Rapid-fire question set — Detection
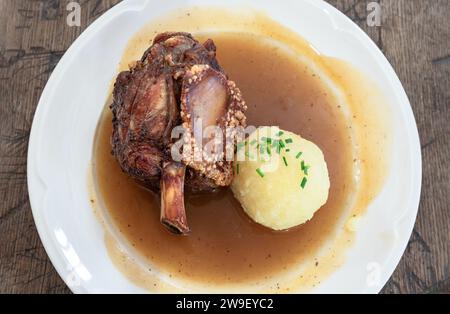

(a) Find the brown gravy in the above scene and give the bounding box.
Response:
[93,32,356,285]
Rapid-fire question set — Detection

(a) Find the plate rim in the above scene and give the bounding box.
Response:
[27,0,422,294]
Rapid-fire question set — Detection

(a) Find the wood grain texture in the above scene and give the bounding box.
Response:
[0,0,448,294]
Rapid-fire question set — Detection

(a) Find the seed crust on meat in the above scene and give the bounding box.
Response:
[111,32,247,234]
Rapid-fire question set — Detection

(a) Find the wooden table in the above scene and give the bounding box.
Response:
[0,0,448,294]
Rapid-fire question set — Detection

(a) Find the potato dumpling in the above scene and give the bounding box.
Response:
[231,126,330,230]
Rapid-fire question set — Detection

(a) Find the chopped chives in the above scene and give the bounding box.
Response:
[296,152,303,159]
[237,142,245,151]
[262,137,272,144]
[236,163,240,174]
[256,168,265,178]
[285,138,293,144]
[266,145,271,155]
[286,149,290,152]
[301,160,310,175]
[300,177,308,189]
[250,139,257,146]
[259,144,266,154]
[304,165,310,175]
[283,156,288,166]
[271,139,284,153]
[276,131,284,136]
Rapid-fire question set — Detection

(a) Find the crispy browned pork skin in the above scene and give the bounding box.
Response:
[111,32,247,235]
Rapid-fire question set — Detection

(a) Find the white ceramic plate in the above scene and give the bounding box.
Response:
[27,0,421,293]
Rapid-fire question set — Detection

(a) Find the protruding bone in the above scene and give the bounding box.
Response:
[160,162,190,235]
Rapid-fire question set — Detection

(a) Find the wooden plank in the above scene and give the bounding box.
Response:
[376,0,450,294]
[0,0,448,293]
[0,0,121,294]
